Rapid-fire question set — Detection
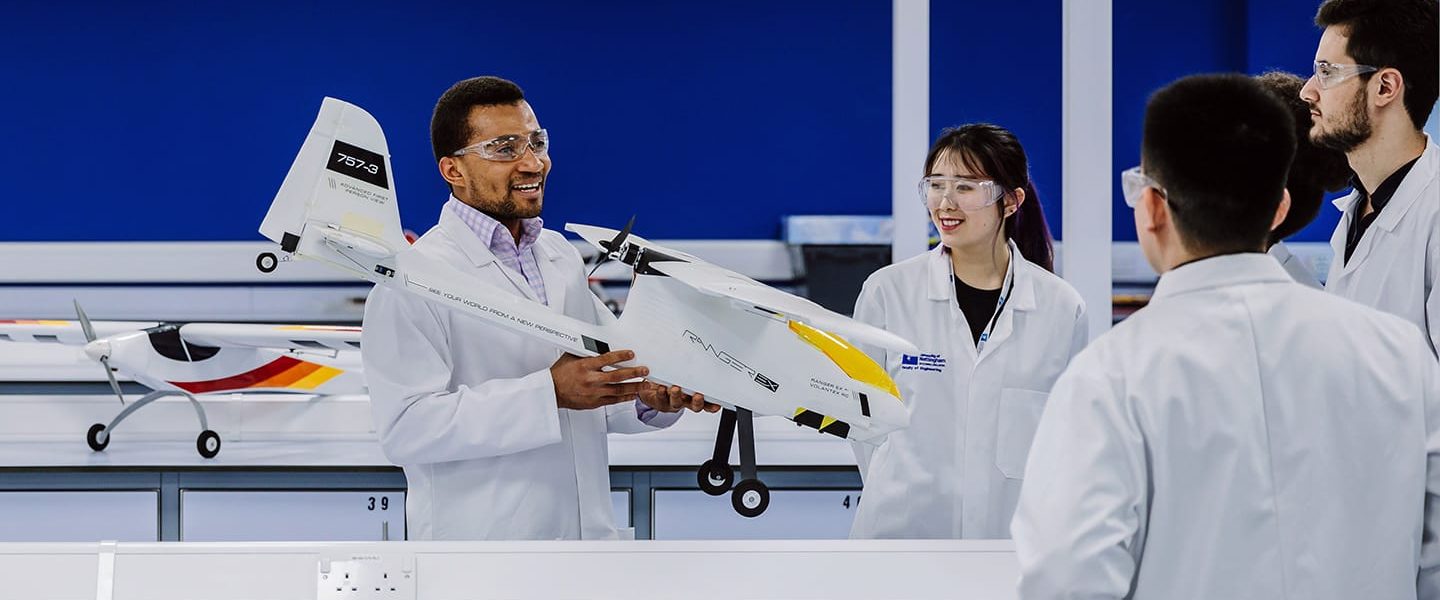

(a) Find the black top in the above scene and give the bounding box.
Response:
[1344,156,1421,264]
[954,276,1003,345]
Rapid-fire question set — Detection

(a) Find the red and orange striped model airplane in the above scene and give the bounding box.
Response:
[0,303,364,458]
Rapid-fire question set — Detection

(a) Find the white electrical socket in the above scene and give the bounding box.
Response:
[317,552,416,599]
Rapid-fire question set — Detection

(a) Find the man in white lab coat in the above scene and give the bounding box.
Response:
[1012,74,1440,599]
[363,76,712,540]
[1300,0,1439,353]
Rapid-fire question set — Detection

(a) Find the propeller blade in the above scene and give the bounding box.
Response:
[100,357,126,405]
[610,215,636,255]
[73,299,97,343]
[75,300,125,405]
[588,215,637,277]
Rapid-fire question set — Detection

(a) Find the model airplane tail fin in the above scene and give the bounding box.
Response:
[260,98,408,280]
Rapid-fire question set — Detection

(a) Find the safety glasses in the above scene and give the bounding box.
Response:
[452,129,550,162]
[1311,60,1378,90]
[918,176,1005,211]
[1121,166,1166,208]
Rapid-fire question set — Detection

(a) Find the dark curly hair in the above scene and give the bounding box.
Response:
[1255,71,1353,244]
[430,76,526,162]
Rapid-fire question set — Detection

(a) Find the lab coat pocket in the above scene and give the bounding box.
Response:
[996,388,1048,479]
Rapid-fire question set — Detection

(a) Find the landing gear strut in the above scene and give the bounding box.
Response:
[696,407,770,517]
[85,390,221,459]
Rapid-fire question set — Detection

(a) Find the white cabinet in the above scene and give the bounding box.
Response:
[652,489,859,539]
[180,491,404,541]
[0,491,158,541]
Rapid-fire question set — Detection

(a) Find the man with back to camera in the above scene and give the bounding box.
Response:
[362,76,716,540]
[1301,0,1439,353]
[1011,74,1440,599]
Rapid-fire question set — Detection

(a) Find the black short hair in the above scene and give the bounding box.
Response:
[1142,74,1296,254]
[1316,0,1439,131]
[430,76,526,162]
[1254,71,1353,243]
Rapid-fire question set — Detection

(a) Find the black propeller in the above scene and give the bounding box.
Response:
[74,300,126,405]
[588,215,636,277]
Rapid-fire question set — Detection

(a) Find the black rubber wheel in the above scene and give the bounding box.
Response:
[87,423,110,452]
[197,430,221,459]
[697,459,734,496]
[255,252,278,273]
[731,479,770,518]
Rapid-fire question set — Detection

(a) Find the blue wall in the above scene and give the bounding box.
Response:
[2,1,1357,243]
[0,1,891,241]
[1112,0,1349,243]
[930,0,1064,239]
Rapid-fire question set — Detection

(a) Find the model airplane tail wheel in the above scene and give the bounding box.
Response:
[197,430,221,459]
[255,252,278,273]
[86,423,110,452]
[698,459,734,496]
[732,480,770,518]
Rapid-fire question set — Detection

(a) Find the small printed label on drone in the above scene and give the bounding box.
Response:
[327,140,389,190]
[809,378,848,397]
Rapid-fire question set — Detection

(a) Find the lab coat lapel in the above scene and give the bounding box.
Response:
[439,209,542,303]
[924,245,982,362]
[1331,138,1439,280]
[976,242,1035,362]
[1328,191,1361,281]
[533,236,569,311]
[925,244,952,301]
[1372,140,1437,234]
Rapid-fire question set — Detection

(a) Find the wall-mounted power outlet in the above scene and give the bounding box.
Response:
[317,552,416,599]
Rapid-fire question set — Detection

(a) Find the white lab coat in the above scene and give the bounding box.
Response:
[1013,253,1440,600]
[362,207,674,541]
[848,241,1087,539]
[1326,136,1440,354]
[1267,241,1322,289]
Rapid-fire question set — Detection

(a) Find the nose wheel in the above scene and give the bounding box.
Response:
[86,423,110,452]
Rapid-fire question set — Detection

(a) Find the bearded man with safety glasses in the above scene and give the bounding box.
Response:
[1300,0,1440,355]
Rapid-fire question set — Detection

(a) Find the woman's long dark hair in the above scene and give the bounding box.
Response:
[923,124,1054,272]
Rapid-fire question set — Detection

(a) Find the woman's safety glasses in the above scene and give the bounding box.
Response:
[1311,60,1377,90]
[918,176,1004,211]
[452,129,550,162]
[1120,166,1166,208]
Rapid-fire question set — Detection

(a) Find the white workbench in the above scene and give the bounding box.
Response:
[0,539,1018,600]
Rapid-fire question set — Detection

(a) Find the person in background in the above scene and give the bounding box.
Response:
[1255,70,1352,288]
[1301,0,1439,352]
[1012,73,1440,600]
[848,123,1087,539]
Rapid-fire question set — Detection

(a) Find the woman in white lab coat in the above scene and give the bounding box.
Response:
[849,124,1087,539]
[1255,71,1352,288]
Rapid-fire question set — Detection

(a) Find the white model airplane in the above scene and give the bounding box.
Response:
[257,98,916,516]
[0,303,364,458]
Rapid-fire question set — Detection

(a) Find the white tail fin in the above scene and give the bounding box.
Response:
[259,97,615,360]
[260,98,408,280]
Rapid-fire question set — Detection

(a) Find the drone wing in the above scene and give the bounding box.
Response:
[646,261,918,354]
[178,323,362,353]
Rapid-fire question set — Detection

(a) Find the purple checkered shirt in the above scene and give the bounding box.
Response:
[447,197,549,306]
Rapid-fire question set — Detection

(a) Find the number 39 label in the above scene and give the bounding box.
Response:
[327,140,390,190]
